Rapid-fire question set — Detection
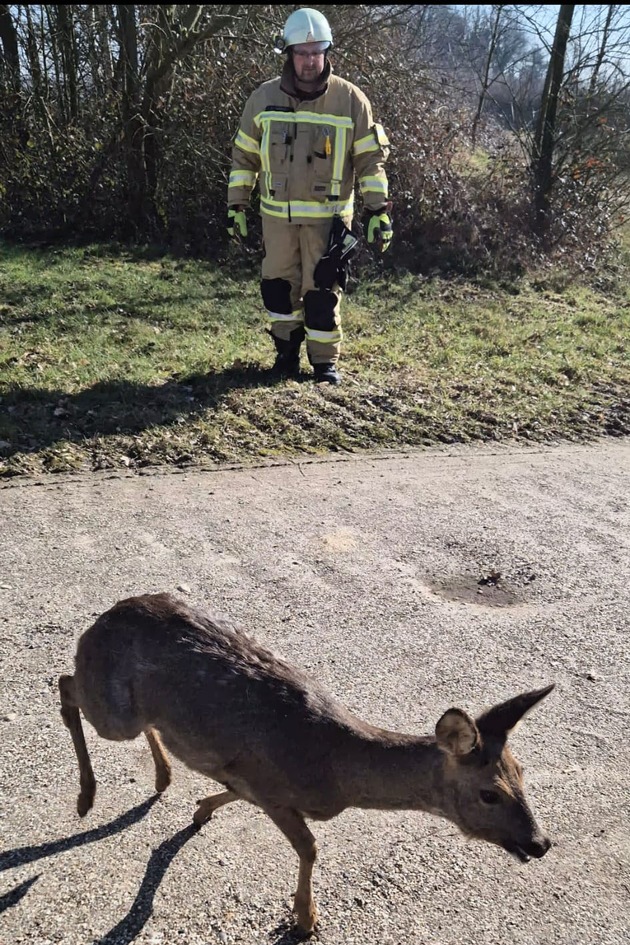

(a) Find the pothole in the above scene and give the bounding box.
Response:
[427,569,528,608]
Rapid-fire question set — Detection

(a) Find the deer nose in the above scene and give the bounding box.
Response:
[528,835,551,858]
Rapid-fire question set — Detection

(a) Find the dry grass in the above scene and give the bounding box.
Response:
[1,241,628,477]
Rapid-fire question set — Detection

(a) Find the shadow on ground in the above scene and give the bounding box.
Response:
[0,795,159,876]
[0,362,308,465]
[0,874,41,916]
[0,795,160,919]
[93,822,198,945]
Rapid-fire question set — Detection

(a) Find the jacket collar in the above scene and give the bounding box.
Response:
[280,57,331,101]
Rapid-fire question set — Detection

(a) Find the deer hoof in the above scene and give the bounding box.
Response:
[155,770,171,793]
[77,791,94,817]
[293,901,318,937]
[193,804,212,829]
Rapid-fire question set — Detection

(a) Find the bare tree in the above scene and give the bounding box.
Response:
[2,3,629,262]
[0,3,20,90]
[532,4,575,238]
[471,5,505,147]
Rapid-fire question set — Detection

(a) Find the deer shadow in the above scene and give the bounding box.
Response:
[0,874,41,916]
[0,795,159,919]
[92,821,307,945]
[0,794,159,875]
[93,822,198,945]
[0,794,310,941]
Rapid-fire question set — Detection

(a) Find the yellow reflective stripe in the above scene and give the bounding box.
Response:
[289,203,341,217]
[260,123,269,173]
[255,110,354,129]
[330,126,346,198]
[360,176,388,195]
[259,122,273,197]
[290,196,354,215]
[306,329,343,343]
[353,134,379,156]
[261,205,287,219]
[229,170,257,187]
[267,310,304,322]
[260,196,354,219]
[374,123,390,147]
[235,129,259,154]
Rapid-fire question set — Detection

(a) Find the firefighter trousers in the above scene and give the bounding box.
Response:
[260,215,350,365]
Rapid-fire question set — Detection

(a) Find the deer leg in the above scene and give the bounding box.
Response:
[263,806,318,935]
[59,674,96,817]
[193,790,240,828]
[144,728,172,793]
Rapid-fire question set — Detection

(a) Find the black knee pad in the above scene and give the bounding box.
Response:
[261,278,292,315]
[304,290,339,332]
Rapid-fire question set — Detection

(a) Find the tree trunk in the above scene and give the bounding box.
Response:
[588,5,615,98]
[471,5,504,148]
[56,4,79,122]
[0,3,28,149]
[114,4,244,238]
[532,4,575,239]
[96,4,114,91]
[24,6,43,94]
[139,5,235,231]
[117,3,150,235]
[0,3,20,90]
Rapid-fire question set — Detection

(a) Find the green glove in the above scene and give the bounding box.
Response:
[366,211,393,252]
[227,208,247,239]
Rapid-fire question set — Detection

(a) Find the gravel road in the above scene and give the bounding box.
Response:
[1,440,628,945]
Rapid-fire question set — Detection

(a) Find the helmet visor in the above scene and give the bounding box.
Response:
[291,41,330,56]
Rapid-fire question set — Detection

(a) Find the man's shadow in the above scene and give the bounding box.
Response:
[1,363,311,464]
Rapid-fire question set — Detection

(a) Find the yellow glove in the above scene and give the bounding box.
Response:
[366,210,393,253]
[227,208,247,239]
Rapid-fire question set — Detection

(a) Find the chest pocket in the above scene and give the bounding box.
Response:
[312,128,333,164]
[268,126,291,168]
[292,121,313,169]
[306,126,334,201]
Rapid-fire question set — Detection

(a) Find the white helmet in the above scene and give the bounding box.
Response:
[282,8,333,50]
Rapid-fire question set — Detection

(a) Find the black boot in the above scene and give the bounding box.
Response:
[269,328,303,378]
[313,362,341,385]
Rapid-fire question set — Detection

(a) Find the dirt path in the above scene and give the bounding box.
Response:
[1,440,628,945]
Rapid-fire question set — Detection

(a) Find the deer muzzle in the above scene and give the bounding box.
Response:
[505,834,551,862]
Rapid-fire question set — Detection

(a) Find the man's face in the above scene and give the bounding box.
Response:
[291,41,327,83]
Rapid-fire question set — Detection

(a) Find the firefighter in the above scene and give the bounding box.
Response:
[227,8,392,385]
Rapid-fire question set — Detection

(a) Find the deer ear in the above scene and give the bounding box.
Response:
[476,684,555,739]
[436,708,480,756]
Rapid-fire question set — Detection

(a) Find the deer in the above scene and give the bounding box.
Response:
[59,592,554,935]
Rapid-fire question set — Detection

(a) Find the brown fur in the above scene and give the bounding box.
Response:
[59,593,554,934]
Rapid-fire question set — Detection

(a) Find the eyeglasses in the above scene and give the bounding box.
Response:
[292,42,329,58]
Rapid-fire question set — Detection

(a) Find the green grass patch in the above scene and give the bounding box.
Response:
[0,240,628,477]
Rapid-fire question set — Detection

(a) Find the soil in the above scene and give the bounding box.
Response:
[1,438,628,945]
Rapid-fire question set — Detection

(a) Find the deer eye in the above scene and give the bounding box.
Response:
[480,789,501,805]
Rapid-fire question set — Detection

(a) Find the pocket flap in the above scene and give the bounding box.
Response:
[311,180,330,199]
[269,173,288,197]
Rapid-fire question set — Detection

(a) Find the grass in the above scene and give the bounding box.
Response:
[0,239,629,477]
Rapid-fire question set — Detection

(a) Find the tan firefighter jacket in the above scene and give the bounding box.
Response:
[228,62,390,224]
